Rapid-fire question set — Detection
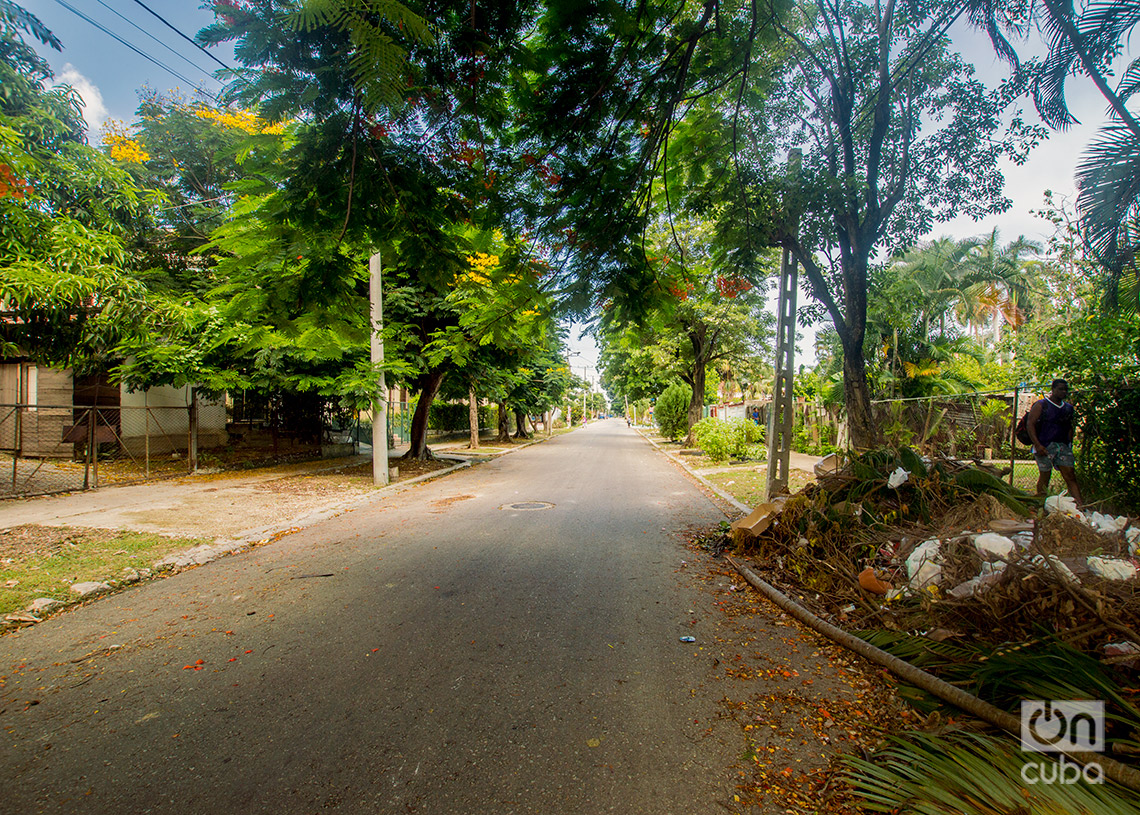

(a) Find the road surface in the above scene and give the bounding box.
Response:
[1,419,751,813]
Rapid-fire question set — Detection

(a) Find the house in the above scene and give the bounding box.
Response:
[0,361,226,459]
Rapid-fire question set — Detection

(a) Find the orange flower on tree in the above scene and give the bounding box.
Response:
[0,164,32,199]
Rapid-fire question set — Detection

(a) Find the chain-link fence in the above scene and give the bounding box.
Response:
[0,397,361,499]
[0,403,210,497]
[867,389,1042,493]
[720,384,1129,504]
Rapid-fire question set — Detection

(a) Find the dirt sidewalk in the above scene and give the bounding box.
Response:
[0,451,453,544]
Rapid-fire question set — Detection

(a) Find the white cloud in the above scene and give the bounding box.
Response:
[57,64,111,134]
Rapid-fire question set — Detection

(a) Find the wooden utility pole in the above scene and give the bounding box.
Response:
[765,150,801,501]
[370,253,389,486]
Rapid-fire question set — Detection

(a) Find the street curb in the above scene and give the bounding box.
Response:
[1,446,525,632]
[633,427,753,516]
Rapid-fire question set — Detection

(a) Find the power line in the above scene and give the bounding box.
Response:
[128,0,232,72]
[50,0,219,103]
[94,0,215,81]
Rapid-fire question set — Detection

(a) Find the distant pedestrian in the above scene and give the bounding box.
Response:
[1026,378,1083,505]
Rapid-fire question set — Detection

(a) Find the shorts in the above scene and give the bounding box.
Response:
[1035,441,1075,472]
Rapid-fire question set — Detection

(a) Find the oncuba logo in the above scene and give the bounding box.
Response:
[1020,700,1105,785]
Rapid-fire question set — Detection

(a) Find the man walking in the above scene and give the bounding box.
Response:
[1026,378,1083,506]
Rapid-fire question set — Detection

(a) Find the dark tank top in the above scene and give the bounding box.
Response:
[1036,398,1073,446]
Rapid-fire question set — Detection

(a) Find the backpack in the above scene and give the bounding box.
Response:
[1015,410,1033,445]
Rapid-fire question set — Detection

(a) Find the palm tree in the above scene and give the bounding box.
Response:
[961,230,1042,354]
[1032,0,1140,309]
[892,238,976,341]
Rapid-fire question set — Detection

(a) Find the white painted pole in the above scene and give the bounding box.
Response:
[370,253,389,486]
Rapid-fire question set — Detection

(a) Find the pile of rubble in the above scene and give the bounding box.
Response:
[729,449,1140,654]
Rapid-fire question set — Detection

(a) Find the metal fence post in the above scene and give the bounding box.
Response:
[84,408,94,490]
[189,388,199,472]
[1010,386,1018,486]
[144,391,150,478]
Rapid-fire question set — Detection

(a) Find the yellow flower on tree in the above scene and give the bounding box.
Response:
[101,119,150,163]
[192,106,284,135]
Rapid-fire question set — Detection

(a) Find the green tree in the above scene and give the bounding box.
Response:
[192,0,558,461]
[599,218,775,445]
[961,230,1042,352]
[0,8,156,367]
[654,381,692,441]
[715,0,1042,448]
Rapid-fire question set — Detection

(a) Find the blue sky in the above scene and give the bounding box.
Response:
[21,1,230,129]
[15,1,1131,370]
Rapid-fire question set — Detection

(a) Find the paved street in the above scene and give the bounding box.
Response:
[1,420,749,813]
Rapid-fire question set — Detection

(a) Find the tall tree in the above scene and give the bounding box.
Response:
[194,0,553,460]
[962,229,1041,351]
[0,8,155,367]
[521,0,1042,448]
[714,0,1042,447]
[599,219,775,445]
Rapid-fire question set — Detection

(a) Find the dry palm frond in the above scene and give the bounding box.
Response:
[843,731,1140,814]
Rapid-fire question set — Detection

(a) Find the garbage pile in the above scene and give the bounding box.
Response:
[730,448,1140,652]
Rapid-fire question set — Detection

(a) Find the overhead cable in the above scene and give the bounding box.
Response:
[50,0,219,103]
[94,0,215,80]
[128,0,232,71]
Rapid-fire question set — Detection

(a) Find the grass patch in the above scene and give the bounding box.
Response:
[704,468,815,507]
[0,526,208,615]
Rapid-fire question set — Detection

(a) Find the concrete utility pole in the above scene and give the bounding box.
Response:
[370,253,389,487]
[765,149,801,501]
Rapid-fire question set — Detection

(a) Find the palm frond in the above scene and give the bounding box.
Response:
[1076,122,1140,298]
[843,731,1140,814]
[1078,0,1140,72]
[1033,0,1082,130]
[963,0,1022,69]
[1116,57,1140,103]
[0,0,61,50]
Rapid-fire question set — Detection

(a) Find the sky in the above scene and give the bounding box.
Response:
[15,1,1130,381]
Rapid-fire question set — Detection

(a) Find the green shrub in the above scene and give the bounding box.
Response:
[694,417,765,462]
[428,402,498,432]
[655,383,692,441]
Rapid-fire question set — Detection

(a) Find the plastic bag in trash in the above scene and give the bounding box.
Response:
[973,532,1015,560]
[1045,493,1084,520]
[1127,526,1140,555]
[906,539,942,588]
[1087,556,1138,581]
[1028,554,1078,583]
[887,467,910,489]
[1088,511,1129,534]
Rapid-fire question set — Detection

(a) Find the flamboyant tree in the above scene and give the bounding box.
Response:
[192,0,561,460]
[0,7,156,367]
[598,218,775,444]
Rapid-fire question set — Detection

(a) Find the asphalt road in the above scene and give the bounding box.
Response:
[1,419,745,813]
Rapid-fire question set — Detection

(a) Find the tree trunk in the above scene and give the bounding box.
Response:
[496,402,511,443]
[403,370,445,461]
[468,384,479,449]
[545,410,552,437]
[841,353,878,450]
[684,363,706,447]
[513,409,531,439]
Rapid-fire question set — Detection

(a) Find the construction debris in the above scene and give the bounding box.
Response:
[730,447,1140,647]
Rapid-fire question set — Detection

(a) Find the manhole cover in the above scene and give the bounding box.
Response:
[501,501,555,511]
